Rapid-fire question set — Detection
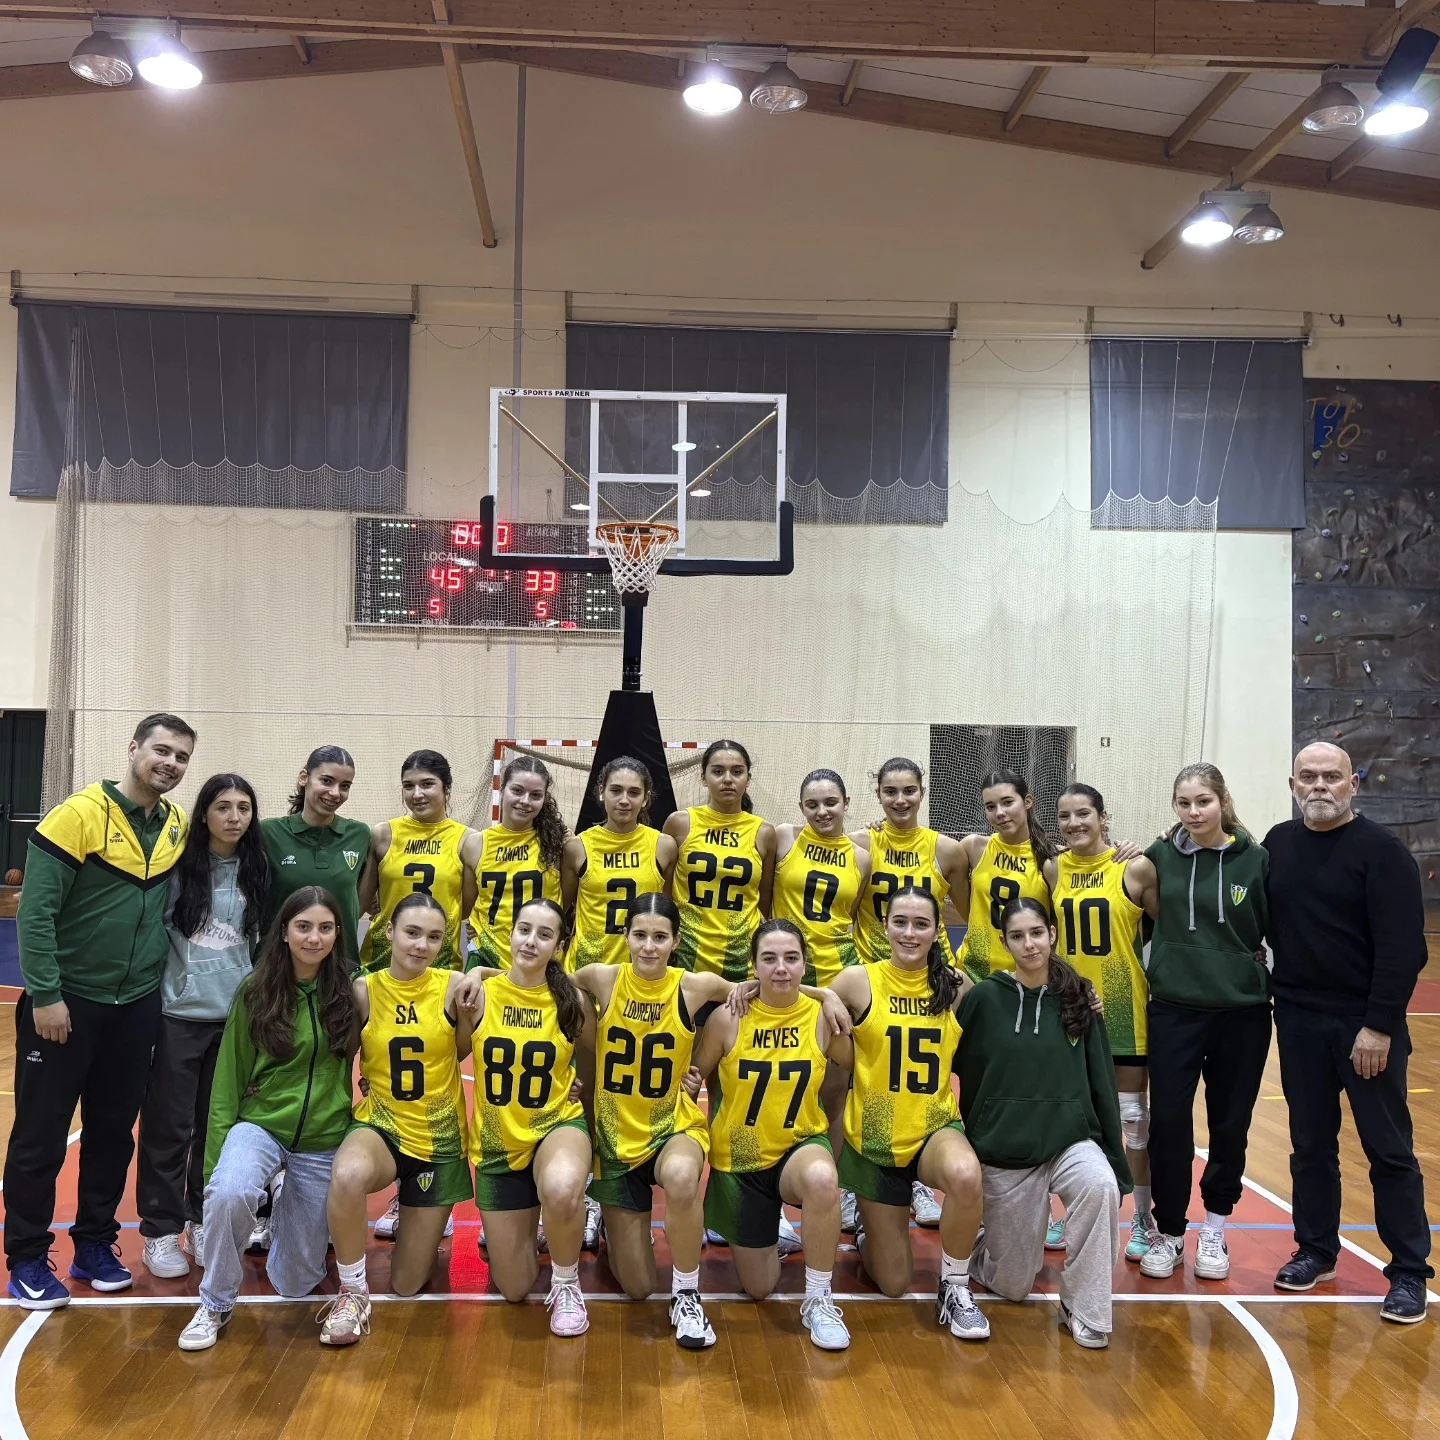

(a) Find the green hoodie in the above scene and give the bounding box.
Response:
[1144,829,1270,1010]
[956,972,1132,1192]
[204,975,353,1180]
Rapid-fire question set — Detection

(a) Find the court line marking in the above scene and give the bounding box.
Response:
[0,1132,82,1196]
[0,1311,46,1440]
[1222,1300,1299,1440]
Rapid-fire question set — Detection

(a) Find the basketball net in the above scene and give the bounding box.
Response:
[595,520,679,596]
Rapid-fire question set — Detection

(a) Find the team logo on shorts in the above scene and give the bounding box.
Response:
[344,850,361,870]
[1229,884,1248,906]
[418,1171,434,1192]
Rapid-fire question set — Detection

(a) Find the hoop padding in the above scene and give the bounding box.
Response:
[596,521,679,594]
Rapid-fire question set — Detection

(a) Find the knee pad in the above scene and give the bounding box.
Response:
[1119,1091,1149,1151]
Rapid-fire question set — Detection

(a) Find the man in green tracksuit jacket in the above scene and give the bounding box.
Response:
[4,714,195,1309]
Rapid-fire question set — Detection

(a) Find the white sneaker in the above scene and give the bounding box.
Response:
[800,1294,850,1350]
[178,1304,231,1352]
[247,1216,272,1253]
[1140,1232,1185,1279]
[910,1182,942,1228]
[317,1288,372,1347]
[547,1278,590,1337]
[1195,1226,1230,1281]
[839,1190,860,1235]
[185,1222,205,1269]
[937,1277,991,1341]
[669,1290,717,1350]
[142,1233,190,1279]
[704,1228,729,1247]
[776,1213,804,1258]
[443,1213,454,1239]
[1060,1301,1109,1349]
[582,1197,603,1252]
[374,1196,401,1241]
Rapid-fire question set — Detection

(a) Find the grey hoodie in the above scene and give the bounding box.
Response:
[160,855,257,1022]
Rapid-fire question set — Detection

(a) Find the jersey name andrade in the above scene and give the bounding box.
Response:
[403,837,445,856]
[703,827,741,848]
[502,1004,544,1029]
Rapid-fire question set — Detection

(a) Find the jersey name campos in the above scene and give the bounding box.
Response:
[467,826,562,971]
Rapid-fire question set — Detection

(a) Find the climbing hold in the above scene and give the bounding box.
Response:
[1332,610,1342,618]
[1344,488,1354,496]
[1315,634,1326,643]
[1339,452,1349,462]
[1362,661,1372,674]
[1321,528,1333,538]
[1315,571,1324,579]
[1357,767,1368,780]
[1378,773,1387,783]
[1340,564,1350,574]
[1299,614,1309,624]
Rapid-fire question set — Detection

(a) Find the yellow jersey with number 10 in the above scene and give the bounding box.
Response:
[855,823,957,967]
[674,806,765,980]
[961,834,1051,981]
[360,815,468,974]
[354,968,468,1161]
[571,825,665,971]
[709,995,829,1173]
[467,826,562,972]
[772,827,862,987]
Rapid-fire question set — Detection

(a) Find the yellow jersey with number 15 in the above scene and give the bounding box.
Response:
[674,806,765,980]
[571,825,665,971]
[360,815,468,974]
[855,823,957,967]
[772,827,862,987]
[467,825,562,972]
[961,834,1051,981]
[354,968,468,1161]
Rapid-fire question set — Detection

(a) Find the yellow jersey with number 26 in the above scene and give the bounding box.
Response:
[961,834,1051,982]
[674,806,765,980]
[571,825,665,971]
[360,815,468,974]
[467,826,562,972]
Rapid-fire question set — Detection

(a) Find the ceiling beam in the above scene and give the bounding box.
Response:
[290,33,310,62]
[1365,0,1440,58]
[1003,64,1050,131]
[841,59,863,106]
[433,0,498,247]
[1164,70,1250,156]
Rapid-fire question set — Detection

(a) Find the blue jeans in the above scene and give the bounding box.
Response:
[199,1122,336,1312]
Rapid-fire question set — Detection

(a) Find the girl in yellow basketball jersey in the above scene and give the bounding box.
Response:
[829,885,989,1342]
[467,757,567,972]
[692,920,853,1352]
[664,739,775,979]
[1045,783,1159,1261]
[562,757,677,971]
[359,750,484,974]
[469,898,594,1336]
[320,893,478,1347]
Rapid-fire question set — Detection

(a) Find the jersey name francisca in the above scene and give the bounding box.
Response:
[772,827,861,986]
[674,806,764,980]
[855,823,957,967]
[467,826,562,971]
[360,816,468,973]
[571,825,665,970]
[961,834,1050,981]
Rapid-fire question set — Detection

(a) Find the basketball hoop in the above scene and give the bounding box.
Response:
[596,521,679,597]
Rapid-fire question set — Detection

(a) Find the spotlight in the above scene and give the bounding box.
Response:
[683,61,743,115]
[1364,27,1437,135]
[135,32,203,90]
[1232,204,1285,245]
[672,441,697,453]
[569,502,589,512]
[1180,202,1235,247]
[68,31,134,86]
[1302,80,1364,135]
[1364,91,1430,136]
[749,61,808,114]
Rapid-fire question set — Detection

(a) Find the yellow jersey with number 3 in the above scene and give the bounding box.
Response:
[709,996,829,1173]
[674,806,765,980]
[467,826,562,972]
[961,834,1051,981]
[1054,848,1147,1059]
[360,815,468,974]
[593,965,708,1175]
[354,968,468,1161]
[772,827,862,986]
[843,961,961,1167]
[571,825,665,971]
[855,823,957,967]
[469,973,584,1174]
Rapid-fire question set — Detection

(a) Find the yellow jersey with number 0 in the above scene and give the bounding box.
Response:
[961,834,1051,981]
[772,827,862,986]
[360,815,468,973]
[467,825,562,972]
[855,823,957,967]
[571,825,665,971]
[674,806,765,980]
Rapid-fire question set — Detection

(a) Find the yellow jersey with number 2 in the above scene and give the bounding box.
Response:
[961,834,1051,981]
[674,806,765,980]
[360,815,468,973]
[571,825,665,971]
[467,826,562,972]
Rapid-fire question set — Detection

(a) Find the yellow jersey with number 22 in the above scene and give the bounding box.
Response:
[674,806,765,980]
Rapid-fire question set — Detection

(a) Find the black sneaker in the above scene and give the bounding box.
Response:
[1274,1250,1337,1292]
[1380,1275,1428,1325]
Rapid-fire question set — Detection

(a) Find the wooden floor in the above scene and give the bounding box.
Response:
[0,997,1436,1439]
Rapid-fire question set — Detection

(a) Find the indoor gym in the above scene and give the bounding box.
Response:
[0,1,1437,1435]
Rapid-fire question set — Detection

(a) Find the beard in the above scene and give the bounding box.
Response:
[1302,793,1343,817]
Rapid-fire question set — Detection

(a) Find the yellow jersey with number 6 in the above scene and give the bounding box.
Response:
[467,826,562,972]
[360,815,468,974]
[772,827,862,986]
[855,823,957,967]
[674,806,765,980]
[961,834,1051,981]
[571,825,665,971]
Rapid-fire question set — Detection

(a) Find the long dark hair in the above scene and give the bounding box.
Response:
[597,755,654,827]
[288,745,356,816]
[513,897,585,1042]
[998,896,1093,1039]
[171,773,271,940]
[391,890,448,930]
[980,769,1056,865]
[625,891,684,964]
[886,882,960,1016]
[702,738,755,814]
[799,768,848,800]
[246,886,356,1061]
[751,917,808,967]
[500,756,567,872]
[401,748,453,802]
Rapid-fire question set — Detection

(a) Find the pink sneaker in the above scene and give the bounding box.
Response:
[546,1278,590,1337]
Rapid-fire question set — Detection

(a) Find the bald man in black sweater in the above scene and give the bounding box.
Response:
[1264,742,1431,1324]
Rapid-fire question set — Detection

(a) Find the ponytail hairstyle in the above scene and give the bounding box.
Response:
[513,897,585,1042]
[390,890,448,928]
[1059,782,1109,845]
[401,748,453,803]
[701,739,755,814]
[500,756,568,872]
[1167,761,1247,840]
[171,772,270,940]
[979,769,1056,866]
[886,882,960,1016]
[799,768,848,800]
[750,917,808,967]
[288,745,356,816]
[625,891,684,963]
[998,896,1093,1040]
[596,755,655,827]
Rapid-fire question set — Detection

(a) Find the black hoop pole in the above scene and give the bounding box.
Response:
[620,591,647,691]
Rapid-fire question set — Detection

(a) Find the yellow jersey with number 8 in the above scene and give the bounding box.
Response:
[674,806,765,980]
[469,973,584,1174]
[709,996,829,1173]
[961,834,1051,981]
[360,815,468,974]
[571,825,665,971]
[467,826,562,972]
[354,968,468,1161]
[855,823,957,967]
[772,827,862,986]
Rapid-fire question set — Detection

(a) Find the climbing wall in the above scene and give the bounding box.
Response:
[1296,380,1440,902]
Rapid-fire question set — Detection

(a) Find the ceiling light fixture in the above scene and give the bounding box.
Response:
[749,61,808,114]
[683,62,743,115]
[1180,202,1235,247]
[1364,90,1430,136]
[68,30,134,86]
[1232,204,1285,245]
[1302,78,1364,134]
[135,30,203,89]
[1365,27,1437,135]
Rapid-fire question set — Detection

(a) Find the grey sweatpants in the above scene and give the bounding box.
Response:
[972,1140,1120,1334]
[200,1122,335,1313]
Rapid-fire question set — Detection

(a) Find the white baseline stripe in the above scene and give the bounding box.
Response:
[0,1132,81,1196]
[1222,1299,1299,1440]
[0,1312,49,1440]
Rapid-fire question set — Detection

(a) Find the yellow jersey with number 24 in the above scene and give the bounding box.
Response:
[855,823,957,968]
